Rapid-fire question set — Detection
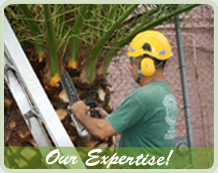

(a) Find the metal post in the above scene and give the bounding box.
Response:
[175,15,196,168]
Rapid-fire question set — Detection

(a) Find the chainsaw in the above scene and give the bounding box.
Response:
[60,70,101,138]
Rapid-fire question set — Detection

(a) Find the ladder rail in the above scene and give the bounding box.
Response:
[4,15,86,169]
[4,16,73,147]
[4,61,52,147]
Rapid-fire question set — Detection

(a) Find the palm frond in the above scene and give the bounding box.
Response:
[5,4,200,85]
[43,4,59,80]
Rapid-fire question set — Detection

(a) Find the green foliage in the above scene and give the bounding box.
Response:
[5,4,199,83]
[70,5,89,69]
[18,5,43,56]
[43,4,59,77]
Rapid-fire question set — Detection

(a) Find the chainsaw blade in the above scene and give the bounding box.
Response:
[60,71,90,138]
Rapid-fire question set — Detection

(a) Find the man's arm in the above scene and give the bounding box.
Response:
[70,101,117,140]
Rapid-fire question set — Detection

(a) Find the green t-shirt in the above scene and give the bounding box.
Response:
[106,81,178,147]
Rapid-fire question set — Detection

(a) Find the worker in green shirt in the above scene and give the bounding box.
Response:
[71,30,178,148]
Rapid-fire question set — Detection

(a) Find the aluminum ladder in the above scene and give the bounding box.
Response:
[4,16,85,169]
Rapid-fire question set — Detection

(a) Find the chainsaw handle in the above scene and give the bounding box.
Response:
[90,109,101,118]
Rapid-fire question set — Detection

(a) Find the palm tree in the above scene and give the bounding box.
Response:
[4,4,198,147]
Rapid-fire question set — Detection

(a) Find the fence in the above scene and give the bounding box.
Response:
[107,4,214,167]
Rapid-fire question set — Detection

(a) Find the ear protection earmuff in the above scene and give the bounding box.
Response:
[132,56,164,84]
[140,58,155,77]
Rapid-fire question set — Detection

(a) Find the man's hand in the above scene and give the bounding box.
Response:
[70,101,117,140]
[70,101,90,119]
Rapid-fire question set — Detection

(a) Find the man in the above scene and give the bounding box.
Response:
[71,30,178,147]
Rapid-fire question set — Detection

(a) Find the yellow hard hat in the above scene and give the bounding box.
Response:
[127,30,172,78]
[127,30,172,60]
